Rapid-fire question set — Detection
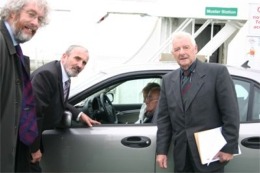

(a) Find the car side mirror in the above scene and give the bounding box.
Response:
[60,111,72,128]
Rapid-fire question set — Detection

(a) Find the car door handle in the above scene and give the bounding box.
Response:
[241,136,260,149]
[121,136,151,148]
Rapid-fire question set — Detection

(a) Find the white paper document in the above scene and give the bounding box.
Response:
[194,127,227,165]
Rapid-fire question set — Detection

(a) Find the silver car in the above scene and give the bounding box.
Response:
[41,62,260,173]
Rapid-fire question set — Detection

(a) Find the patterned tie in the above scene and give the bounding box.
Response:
[15,45,38,145]
[181,70,192,95]
[64,79,71,101]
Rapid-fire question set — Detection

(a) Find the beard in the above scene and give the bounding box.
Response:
[14,29,33,43]
[66,68,80,77]
[11,19,35,43]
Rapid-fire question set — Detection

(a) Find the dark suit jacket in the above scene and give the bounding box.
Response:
[156,60,240,172]
[30,60,80,152]
[0,20,32,172]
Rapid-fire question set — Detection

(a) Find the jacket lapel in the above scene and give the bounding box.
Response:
[184,60,206,111]
[56,62,66,105]
[171,69,184,112]
[23,56,31,76]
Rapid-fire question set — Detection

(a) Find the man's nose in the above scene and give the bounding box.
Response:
[77,61,86,69]
[179,48,186,54]
[30,17,41,28]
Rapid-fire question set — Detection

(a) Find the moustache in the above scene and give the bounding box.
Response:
[26,24,38,32]
[72,66,81,74]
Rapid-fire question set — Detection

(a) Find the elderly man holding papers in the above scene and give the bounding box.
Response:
[155,31,240,173]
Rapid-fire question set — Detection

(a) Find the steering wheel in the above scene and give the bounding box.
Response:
[99,93,118,124]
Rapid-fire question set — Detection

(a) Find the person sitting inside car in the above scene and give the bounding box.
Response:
[143,86,161,123]
[135,82,160,124]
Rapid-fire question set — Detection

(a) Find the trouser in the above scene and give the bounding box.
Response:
[30,162,42,173]
[174,145,224,173]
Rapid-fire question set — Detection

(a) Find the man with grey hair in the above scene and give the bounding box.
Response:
[30,45,101,172]
[0,0,50,172]
[156,31,239,173]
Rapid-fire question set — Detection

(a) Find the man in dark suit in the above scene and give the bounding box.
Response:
[30,45,101,172]
[0,0,50,172]
[156,31,239,173]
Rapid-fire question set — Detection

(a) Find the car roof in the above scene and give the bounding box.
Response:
[226,65,260,81]
[70,61,260,98]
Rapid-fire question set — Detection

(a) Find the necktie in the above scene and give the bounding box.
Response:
[181,70,192,95]
[64,79,71,101]
[15,45,38,145]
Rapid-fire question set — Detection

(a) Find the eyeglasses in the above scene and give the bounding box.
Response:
[145,96,158,102]
[22,9,45,25]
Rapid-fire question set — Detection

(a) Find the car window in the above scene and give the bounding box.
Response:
[233,78,260,122]
[252,86,260,120]
[111,78,161,104]
[233,79,250,122]
[74,77,162,125]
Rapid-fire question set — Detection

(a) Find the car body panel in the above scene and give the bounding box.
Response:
[41,62,260,172]
[42,125,157,172]
[225,123,260,172]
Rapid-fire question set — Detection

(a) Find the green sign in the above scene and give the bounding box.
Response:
[205,7,237,16]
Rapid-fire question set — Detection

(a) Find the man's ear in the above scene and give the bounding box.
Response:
[7,12,15,22]
[61,53,67,63]
[195,44,198,52]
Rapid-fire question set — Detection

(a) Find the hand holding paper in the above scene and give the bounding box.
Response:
[194,127,226,165]
[194,127,241,166]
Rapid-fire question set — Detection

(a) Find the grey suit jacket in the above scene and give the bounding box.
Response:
[156,60,239,172]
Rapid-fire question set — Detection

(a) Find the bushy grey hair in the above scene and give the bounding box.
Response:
[0,0,50,26]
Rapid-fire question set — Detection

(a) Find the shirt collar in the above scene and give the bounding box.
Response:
[60,62,70,84]
[4,21,18,46]
[181,59,197,75]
